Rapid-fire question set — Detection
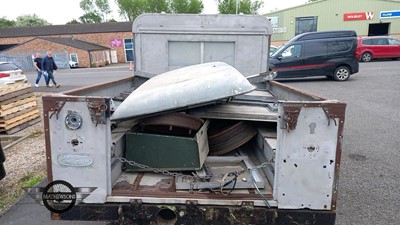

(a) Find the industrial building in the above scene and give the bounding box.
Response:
[265,0,400,44]
[0,22,133,69]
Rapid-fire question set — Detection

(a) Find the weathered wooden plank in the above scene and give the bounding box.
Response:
[0,109,39,127]
[0,83,31,96]
[0,106,39,121]
[0,92,34,106]
[0,100,38,117]
[0,88,32,102]
[0,95,37,111]
[0,112,40,130]
[0,117,41,134]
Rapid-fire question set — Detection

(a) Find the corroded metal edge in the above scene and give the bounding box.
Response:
[53,203,336,225]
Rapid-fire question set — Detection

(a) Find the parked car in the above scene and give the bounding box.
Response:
[69,61,79,68]
[269,30,359,81]
[0,62,27,85]
[356,36,400,62]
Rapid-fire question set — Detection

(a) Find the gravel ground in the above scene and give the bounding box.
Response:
[0,93,47,210]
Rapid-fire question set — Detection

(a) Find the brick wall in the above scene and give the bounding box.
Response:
[5,38,109,68]
[0,32,132,64]
[89,50,109,67]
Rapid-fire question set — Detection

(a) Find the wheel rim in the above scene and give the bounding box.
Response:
[336,68,349,80]
[362,53,371,62]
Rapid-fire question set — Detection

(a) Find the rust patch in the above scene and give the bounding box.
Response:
[281,106,301,131]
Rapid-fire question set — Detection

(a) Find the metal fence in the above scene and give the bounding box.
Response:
[0,51,70,71]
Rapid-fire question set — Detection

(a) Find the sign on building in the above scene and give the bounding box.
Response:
[109,38,123,47]
[380,10,400,19]
[344,12,374,21]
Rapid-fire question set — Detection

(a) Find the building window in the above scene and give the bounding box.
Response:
[295,16,318,36]
[124,39,134,62]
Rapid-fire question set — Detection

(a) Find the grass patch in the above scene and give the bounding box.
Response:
[20,173,44,187]
[0,190,20,212]
[0,171,46,212]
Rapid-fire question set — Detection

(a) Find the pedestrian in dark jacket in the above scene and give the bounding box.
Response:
[33,53,47,87]
[42,51,60,88]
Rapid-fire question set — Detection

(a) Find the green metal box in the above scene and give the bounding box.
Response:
[125,120,209,171]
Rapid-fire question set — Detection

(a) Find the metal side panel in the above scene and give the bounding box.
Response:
[274,103,340,210]
[46,96,112,203]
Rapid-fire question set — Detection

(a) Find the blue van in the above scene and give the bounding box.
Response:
[269,30,359,81]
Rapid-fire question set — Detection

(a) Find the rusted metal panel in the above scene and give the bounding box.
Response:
[111,189,272,200]
[55,203,336,225]
[62,77,135,97]
[280,105,301,131]
[275,101,345,210]
[43,94,112,203]
[267,81,327,101]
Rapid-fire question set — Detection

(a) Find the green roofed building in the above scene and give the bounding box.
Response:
[264,0,400,44]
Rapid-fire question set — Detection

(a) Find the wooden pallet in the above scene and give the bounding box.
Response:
[0,109,40,127]
[0,83,32,102]
[0,96,36,111]
[0,117,41,135]
[0,110,40,132]
[0,100,38,117]
[0,83,40,134]
[0,106,39,121]
[0,92,34,110]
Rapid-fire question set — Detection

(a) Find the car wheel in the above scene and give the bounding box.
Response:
[361,52,372,62]
[333,66,350,81]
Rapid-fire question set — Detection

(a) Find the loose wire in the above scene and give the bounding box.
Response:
[249,170,270,208]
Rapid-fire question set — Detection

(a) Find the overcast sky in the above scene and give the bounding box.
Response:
[1,0,307,25]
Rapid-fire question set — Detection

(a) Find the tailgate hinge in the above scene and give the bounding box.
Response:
[322,106,342,126]
[87,101,109,126]
[48,101,66,120]
[281,106,301,132]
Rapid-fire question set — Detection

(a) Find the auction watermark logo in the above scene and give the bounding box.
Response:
[24,180,96,213]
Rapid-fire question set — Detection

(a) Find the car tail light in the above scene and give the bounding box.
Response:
[0,73,10,78]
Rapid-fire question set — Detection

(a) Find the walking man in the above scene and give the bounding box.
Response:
[33,53,47,87]
[42,51,60,88]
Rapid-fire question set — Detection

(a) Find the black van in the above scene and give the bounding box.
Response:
[269,30,359,81]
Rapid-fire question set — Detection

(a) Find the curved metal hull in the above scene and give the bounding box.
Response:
[111,62,255,121]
